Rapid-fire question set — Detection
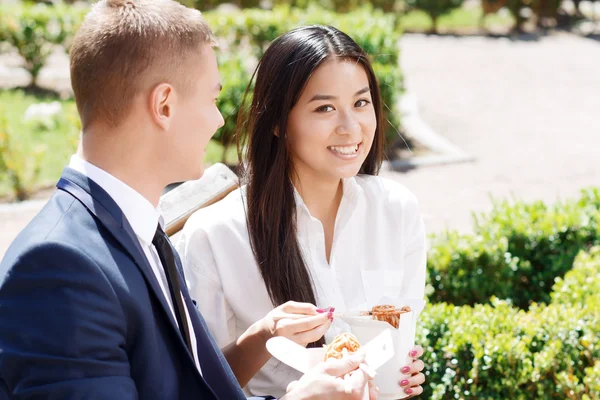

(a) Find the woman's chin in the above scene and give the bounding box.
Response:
[333,164,363,179]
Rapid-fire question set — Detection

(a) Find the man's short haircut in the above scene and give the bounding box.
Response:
[70,0,217,129]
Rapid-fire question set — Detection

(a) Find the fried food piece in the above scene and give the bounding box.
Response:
[370,305,411,329]
[324,332,361,361]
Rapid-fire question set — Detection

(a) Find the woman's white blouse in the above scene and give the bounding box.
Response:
[175,175,427,398]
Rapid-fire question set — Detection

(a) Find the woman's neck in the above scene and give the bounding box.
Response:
[295,174,342,221]
[294,173,343,264]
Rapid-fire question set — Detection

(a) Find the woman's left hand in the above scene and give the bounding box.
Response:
[398,345,425,398]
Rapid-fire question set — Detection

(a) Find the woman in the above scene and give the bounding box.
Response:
[176,25,427,398]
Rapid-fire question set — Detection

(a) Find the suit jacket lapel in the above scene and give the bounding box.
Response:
[169,238,246,400]
[56,169,200,372]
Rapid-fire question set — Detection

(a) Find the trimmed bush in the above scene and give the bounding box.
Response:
[197,0,402,13]
[0,3,86,87]
[212,53,252,158]
[427,188,600,309]
[417,295,600,399]
[190,0,260,10]
[206,5,401,65]
[584,361,600,399]
[404,0,466,33]
[420,206,600,399]
[552,246,600,307]
[505,0,535,32]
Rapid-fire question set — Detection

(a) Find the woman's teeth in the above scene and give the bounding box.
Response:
[329,144,359,155]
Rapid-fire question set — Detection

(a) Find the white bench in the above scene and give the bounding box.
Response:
[159,163,239,240]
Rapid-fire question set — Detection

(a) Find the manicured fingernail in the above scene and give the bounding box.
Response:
[330,307,336,312]
[405,388,413,395]
[400,380,410,387]
[409,350,418,357]
[401,366,411,374]
[316,308,326,313]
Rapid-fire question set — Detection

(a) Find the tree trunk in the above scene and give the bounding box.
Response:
[430,15,439,34]
[10,173,29,202]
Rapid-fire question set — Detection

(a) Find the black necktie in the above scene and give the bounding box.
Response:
[152,225,193,353]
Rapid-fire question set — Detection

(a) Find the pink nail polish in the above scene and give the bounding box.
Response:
[405,388,413,395]
[401,366,410,374]
[409,350,418,357]
[400,380,409,387]
[330,307,336,312]
[316,308,326,313]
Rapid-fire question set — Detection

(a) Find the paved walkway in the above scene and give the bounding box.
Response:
[381,32,600,234]
[1,32,599,257]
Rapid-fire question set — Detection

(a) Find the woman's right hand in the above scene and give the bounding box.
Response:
[259,301,333,347]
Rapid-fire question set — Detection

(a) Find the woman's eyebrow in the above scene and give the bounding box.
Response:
[308,86,370,103]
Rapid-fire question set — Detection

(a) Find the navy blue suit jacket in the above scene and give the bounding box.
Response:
[0,168,270,399]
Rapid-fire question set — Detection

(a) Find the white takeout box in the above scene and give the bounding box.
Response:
[267,329,396,400]
[341,298,426,400]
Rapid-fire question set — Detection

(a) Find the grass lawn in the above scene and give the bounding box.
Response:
[0,89,234,201]
[400,6,515,33]
[0,90,79,199]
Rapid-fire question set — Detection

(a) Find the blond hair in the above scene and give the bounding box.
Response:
[70,0,217,129]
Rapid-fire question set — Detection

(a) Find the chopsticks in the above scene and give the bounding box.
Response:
[333,307,410,318]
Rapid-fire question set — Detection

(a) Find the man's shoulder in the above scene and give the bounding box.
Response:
[1,189,117,277]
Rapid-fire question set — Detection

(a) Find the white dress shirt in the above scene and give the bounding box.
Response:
[176,175,426,398]
[68,155,203,375]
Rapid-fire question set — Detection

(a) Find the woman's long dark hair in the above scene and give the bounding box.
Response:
[236,26,384,347]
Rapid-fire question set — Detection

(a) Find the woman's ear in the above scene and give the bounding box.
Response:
[274,127,279,137]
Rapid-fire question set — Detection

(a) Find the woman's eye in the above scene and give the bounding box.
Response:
[355,99,371,107]
[316,105,335,113]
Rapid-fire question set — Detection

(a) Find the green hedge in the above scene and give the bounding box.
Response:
[419,191,600,398]
[205,5,401,66]
[190,0,401,13]
[417,246,600,399]
[210,53,251,151]
[552,246,600,307]
[427,188,600,309]
[0,3,86,86]
[404,0,465,33]
[417,299,600,399]
[271,0,390,12]
[585,361,600,399]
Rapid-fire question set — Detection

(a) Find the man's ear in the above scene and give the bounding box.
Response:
[150,83,174,130]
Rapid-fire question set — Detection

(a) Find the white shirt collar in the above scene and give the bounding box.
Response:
[68,154,162,246]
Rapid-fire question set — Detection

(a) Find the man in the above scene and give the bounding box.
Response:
[0,0,375,398]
